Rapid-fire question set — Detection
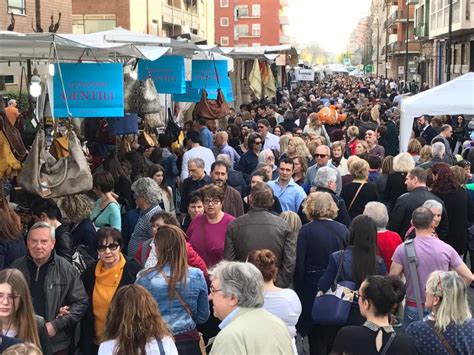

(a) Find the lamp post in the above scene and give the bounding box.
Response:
[446,0,453,81]
[405,5,410,82]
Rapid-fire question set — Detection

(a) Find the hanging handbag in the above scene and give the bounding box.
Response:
[0,113,27,161]
[193,57,229,121]
[311,250,356,325]
[50,119,70,159]
[107,113,139,136]
[143,112,165,129]
[165,108,182,142]
[19,128,93,198]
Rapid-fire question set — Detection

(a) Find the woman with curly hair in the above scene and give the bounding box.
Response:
[303,112,330,144]
[61,194,97,260]
[285,137,311,161]
[431,163,470,255]
[99,284,177,354]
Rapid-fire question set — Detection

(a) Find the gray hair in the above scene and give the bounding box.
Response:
[210,261,264,308]
[258,149,274,164]
[423,199,443,212]
[363,202,389,229]
[131,177,162,205]
[431,142,445,158]
[188,157,205,169]
[28,221,55,241]
[313,166,337,188]
[216,154,231,168]
[8,99,16,106]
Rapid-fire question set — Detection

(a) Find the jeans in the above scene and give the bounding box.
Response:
[403,305,430,330]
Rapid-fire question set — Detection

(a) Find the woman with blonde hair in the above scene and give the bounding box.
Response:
[418,145,432,165]
[136,225,209,354]
[0,269,51,354]
[294,192,348,351]
[341,159,379,219]
[406,271,473,354]
[279,135,290,158]
[384,152,416,208]
[280,211,302,236]
[286,137,311,161]
[354,140,370,156]
[346,126,360,156]
[99,284,177,354]
[331,141,349,176]
[303,112,330,143]
[407,139,422,164]
[3,343,43,355]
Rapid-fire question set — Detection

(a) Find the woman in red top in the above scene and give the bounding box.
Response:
[363,201,402,270]
[346,126,360,156]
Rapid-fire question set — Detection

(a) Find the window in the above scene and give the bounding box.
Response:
[220,36,229,46]
[3,75,15,85]
[72,14,117,34]
[252,4,261,17]
[7,0,25,15]
[252,23,261,37]
[236,5,249,18]
[235,24,249,38]
[220,0,229,7]
[220,17,229,27]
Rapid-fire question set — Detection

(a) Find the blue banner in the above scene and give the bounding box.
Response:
[192,60,229,89]
[173,81,234,103]
[138,55,185,94]
[53,63,123,118]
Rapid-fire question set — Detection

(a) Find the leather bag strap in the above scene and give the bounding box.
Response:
[427,320,456,355]
[348,182,365,211]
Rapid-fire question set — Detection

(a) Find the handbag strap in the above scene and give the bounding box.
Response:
[380,332,396,355]
[160,271,193,317]
[91,202,113,223]
[331,250,345,290]
[427,320,456,355]
[404,239,424,320]
[155,337,165,355]
[348,182,365,211]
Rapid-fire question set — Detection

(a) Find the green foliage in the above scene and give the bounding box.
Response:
[3,91,29,112]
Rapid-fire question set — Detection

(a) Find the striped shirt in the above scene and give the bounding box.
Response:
[127,204,162,257]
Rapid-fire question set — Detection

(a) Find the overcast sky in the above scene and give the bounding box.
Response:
[287,0,372,53]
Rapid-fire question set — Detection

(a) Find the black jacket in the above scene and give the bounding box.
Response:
[387,186,449,239]
[54,224,75,263]
[35,315,53,355]
[79,257,142,354]
[420,125,437,144]
[11,251,89,353]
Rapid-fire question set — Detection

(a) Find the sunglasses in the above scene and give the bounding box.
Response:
[315,154,328,158]
[97,243,120,253]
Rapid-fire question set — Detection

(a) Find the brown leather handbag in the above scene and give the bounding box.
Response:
[193,57,229,121]
[0,113,26,161]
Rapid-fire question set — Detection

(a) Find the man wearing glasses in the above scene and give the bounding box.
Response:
[305,145,342,194]
[236,133,262,184]
[12,222,88,354]
[257,119,280,151]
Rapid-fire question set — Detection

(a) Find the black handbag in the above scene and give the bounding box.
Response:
[165,108,181,142]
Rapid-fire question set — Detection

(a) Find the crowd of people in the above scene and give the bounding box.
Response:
[0,75,473,355]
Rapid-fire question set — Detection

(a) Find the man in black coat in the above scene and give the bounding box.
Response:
[418,115,437,144]
[388,167,448,239]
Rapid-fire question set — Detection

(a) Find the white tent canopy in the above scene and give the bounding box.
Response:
[400,72,474,152]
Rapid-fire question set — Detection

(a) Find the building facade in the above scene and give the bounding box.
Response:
[1,0,72,33]
[213,0,290,47]
[72,0,214,44]
[415,0,474,87]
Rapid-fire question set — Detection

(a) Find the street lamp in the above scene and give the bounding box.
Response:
[29,68,42,98]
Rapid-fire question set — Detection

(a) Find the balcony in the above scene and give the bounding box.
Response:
[162,5,199,27]
[279,15,289,25]
[382,40,421,55]
[414,22,428,39]
[279,35,291,44]
[384,10,408,29]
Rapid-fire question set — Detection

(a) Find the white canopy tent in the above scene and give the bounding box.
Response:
[400,72,474,152]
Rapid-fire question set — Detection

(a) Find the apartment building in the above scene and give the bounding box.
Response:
[414,0,474,87]
[214,0,291,47]
[380,0,421,80]
[72,0,214,44]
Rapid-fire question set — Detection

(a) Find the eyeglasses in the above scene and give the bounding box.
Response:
[437,274,444,295]
[257,126,265,129]
[0,293,20,303]
[203,198,220,205]
[97,243,120,253]
[254,141,262,145]
[210,286,222,294]
[315,154,328,158]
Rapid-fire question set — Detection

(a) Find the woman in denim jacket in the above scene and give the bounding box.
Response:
[136,224,209,355]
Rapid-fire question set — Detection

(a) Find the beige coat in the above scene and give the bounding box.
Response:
[210,307,293,355]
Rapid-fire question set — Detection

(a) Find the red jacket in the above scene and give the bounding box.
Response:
[135,241,209,281]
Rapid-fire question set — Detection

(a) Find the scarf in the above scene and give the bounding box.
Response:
[332,155,342,167]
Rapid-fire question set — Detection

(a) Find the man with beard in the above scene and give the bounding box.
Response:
[210,161,244,218]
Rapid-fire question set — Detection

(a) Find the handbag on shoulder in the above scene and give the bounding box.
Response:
[19,128,93,198]
[311,250,356,326]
